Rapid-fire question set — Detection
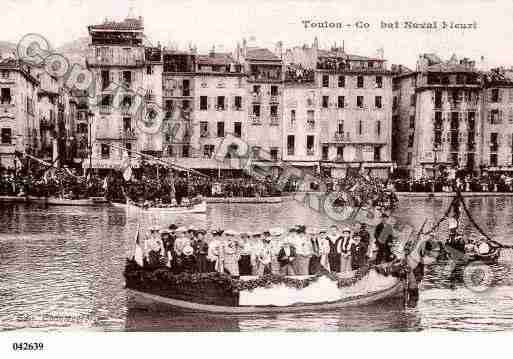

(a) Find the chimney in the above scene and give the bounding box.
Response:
[242,38,247,58]
[313,36,319,49]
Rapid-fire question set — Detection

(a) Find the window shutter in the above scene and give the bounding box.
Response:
[500,110,504,123]
[498,89,503,102]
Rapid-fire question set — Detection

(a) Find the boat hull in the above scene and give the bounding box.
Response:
[127,279,404,314]
[121,200,207,214]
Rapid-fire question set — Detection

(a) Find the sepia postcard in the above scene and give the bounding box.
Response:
[1,0,512,357]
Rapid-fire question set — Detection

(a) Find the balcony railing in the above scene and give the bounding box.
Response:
[307,121,315,130]
[251,93,262,102]
[306,149,315,156]
[334,132,350,142]
[123,128,137,139]
[99,105,112,114]
[200,131,210,138]
[250,115,262,125]
[270,116,280,126]
[270,95,279,103]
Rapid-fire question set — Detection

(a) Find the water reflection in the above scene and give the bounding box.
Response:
[0,197,513,331]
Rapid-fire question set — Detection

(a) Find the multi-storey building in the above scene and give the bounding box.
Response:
[161,50,196,163]
[283,42,394,179]
[238,44,283,175]
[481,68,513,172]
[392,54,482,178]
[85,16,162,172]
[0,58,39,169]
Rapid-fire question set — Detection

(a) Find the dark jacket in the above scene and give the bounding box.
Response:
[278,245,297,267]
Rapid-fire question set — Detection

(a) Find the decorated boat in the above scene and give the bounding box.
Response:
[124,260,406,314]
[121,200,207,214]
[44,196,109,206]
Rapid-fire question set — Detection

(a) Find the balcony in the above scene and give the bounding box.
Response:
[86,46,145,67]
[200,131,210,138]
[123,128,137,139]
[270,116,280,126]
[99,106,112,114]
[250,115,262,125]
[306,149,315,156]
[251,93,262,102]
[287,148,294,156]
[307,121,315,130]
[270,95,279,103]
[333,132,350,142]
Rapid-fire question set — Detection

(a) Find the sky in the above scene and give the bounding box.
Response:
[1,0,513,69]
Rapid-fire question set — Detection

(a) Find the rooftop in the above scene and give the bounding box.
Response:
[89,17,144,31]
[197,52,236,65]
[318,49,384,62]
[245,47,281,62]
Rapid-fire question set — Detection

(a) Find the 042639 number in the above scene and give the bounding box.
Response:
[12,342,44,351]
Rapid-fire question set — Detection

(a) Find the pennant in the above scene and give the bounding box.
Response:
[133,226,144,267]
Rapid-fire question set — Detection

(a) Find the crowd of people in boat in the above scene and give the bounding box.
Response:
[134,218,399,276]
[392,174,513,193]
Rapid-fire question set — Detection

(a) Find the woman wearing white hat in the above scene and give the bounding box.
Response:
[255,232,273,276]
[223,230,241,276]
[270,228,284,274]
[294,227,312,275]
[208,230,224,273]
[145,226,165,267]
[336,227,353,272]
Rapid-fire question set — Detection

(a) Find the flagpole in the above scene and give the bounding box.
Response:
[107,143,208,178]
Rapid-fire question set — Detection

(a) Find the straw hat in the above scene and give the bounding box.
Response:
[269,227,284,236]
[182,245,194,256]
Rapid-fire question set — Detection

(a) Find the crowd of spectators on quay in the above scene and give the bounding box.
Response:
[136,220,399,276]
[391,174,513,193]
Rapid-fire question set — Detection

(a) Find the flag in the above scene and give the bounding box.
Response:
[133,226,144,267]
[120,150,132,181]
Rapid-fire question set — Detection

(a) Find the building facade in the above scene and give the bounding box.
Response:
[283,42,394,179]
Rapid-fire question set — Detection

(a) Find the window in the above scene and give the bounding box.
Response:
[408,134,414,147]
[307,110,315,127]
[375,96,382,108]
[376,121,381,136]
[217,122,225,137]
[146,65,153,75]
[200,96,208,110]
[491,88,500,103]
[409,116,415,129]
[252,146,261,158]
[490,153,498,166]
[253,85,261,95]
[291,110,296,125]
[358,120,363,135]
[407,152,412,165]
[182,145,190,158]
[1,128,12,144]
[393,96,398,110]
[357,96,364,108]
[338,76,345,88]
[123,117,131,131]
[77,123,88,134]
[125,143,132,152]
[357,76,364,88]
[1,70,8,79]
[434,91,442,108]
[234,96,242,110]
[287,135,295,155]
[322,145,329,160]
[271,86,278,96]
[374,146,381,161]
[122,95,132,108]
[338,96,345,108]
[122,71,132,86]
[101,70,110,90]
[490,109,501,124]
[101,144,110,159]
[165,100,173,112]
[270,147,279,161]
[322,75,329,87]
[182,100,190,111]
[203,144,215,158]
[270,105,278,117]
[253,104,261,117]
[234,122,242,137]
[336,146,344,159]
[410,94,416,106]
[182,80,190,96]
[306,135,315,155]
[101,94,112,106]
[0,88,11,104]
[337,121,344,134]
[322,96,329,108]
[375,76,383,88]
[217,96,225,110]
[200,121,208,137]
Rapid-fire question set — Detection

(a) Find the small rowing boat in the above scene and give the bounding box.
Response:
[124,260,406,314]
[25,196,109,206]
